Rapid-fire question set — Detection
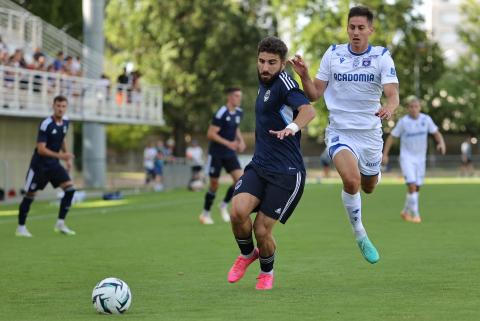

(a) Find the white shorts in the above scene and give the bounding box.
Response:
[399,157,426,186]
[325,127,383,176]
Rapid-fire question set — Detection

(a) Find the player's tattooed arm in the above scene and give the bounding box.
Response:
[376,83,399,120]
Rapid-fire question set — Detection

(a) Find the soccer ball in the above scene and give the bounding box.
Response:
[92,277,132,314]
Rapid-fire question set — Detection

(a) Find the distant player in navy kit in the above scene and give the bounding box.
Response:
[227,37,316,290]
[199,87,246,225]
[15,95,76,237]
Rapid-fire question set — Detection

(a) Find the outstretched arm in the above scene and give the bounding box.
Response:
[269,104,316,140]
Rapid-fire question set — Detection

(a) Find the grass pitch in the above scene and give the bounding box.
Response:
[0,182,479,321]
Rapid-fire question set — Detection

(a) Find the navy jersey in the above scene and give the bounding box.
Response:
[252,71,310,175]
[30,116,69,168]
[208,105,243,158]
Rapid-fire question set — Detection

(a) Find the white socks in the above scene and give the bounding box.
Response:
[56,219,65,227]
[341,190,366,240]
[406,192,419,216]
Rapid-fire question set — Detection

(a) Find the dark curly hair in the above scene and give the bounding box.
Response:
[257,36,288,61]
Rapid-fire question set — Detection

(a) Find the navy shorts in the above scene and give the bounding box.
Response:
[206,155,241,178]
[24,163,71,192]
[233,164,305,224]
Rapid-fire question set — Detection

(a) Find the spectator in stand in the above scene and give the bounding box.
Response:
[98,74,111,102]
[33,47,45,63]
[33,55,47,93]
[131,70,142,108]
[8,49,27,68]
[53,51,64,72]
[62,56,74,75]
[72,56,82,76]
[116,67,130,105]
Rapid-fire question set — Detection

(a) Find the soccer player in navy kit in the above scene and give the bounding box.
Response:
[15,95,77,237]
[199,88,246,225]
[227,37,316,290]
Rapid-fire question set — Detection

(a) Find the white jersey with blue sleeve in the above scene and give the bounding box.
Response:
[316,43,399,130]
[391,113,438,162]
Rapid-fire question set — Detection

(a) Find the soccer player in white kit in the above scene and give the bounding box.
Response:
[290,6,399,264]
[382,96,446,223]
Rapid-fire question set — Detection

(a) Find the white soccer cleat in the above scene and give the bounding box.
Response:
[54,224,76,235]
[199,214,214,225]
[15,226,33,238]
[219,205,231,222]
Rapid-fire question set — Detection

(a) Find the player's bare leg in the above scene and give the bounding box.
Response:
[200,177,219,224]
[253,212,277,290]
[334,150,379,264]
[228,193,260,283]
[54,181,76,235]
[16,191,36,237]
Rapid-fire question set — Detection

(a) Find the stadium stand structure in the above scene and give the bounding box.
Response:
[0,0,165,196]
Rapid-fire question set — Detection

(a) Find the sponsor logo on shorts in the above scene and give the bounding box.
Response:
[275,208,282,214]
[234,179,242,190]
[30,183,36,190]
[365,161,380,167]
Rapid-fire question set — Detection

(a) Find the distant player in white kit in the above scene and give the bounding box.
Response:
[382,96,446,223]
[290,6,399,264]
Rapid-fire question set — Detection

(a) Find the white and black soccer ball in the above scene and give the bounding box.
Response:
[92,277,132,314]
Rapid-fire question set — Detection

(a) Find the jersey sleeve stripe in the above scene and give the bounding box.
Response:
[215,106,227,119]
[381,48,388,56]
[279,74,292,90]
[279,72,296,90]
[40,117,52,131]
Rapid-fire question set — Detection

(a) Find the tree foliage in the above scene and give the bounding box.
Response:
[104,0,271,155]
[430,0,480,134]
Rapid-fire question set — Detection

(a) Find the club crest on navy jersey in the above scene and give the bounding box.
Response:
[264,90,270,102]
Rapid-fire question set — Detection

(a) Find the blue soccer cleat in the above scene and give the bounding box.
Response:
[357,236,380,264]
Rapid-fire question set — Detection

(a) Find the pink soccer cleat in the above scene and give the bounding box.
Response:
[255,273,274,290]
[227,248,259,283]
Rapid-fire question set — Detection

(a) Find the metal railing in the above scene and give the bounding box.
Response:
[0,1,119,78]
[0,65,164,125]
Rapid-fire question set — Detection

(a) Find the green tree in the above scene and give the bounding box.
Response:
[104,0,271,155]
[430,0,480,134]
[272,0,445,137]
